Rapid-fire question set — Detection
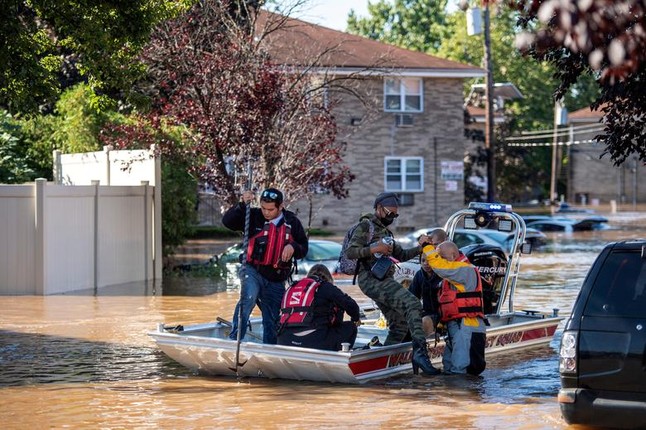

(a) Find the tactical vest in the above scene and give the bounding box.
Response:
[438,254,485,322]
[246,221,292,267]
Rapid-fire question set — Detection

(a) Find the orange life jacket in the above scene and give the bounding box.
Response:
[438,254,485,322]
[246,221,292,267]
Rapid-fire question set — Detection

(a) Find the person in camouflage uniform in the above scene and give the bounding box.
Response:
[345,192,440,376]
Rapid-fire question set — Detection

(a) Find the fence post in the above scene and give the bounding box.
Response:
[103,145,112,185]
[52,150,62,184]
[152,145,163,280]
[34,179,46,295]
[141,181,150,283]
[92,180,100,292]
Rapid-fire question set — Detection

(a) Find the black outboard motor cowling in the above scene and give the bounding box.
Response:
[461,244,508,315]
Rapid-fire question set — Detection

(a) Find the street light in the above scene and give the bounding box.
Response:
[461,0,496,202]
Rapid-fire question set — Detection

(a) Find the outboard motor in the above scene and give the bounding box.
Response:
[461,244,508,315]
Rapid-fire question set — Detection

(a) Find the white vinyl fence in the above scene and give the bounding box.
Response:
[0,147,161,295]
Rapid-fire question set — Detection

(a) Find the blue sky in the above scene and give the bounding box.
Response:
[286,0,370,31]
[277,0,460,32]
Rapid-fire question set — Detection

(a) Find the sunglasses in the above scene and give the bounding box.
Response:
[261,190,280,202]
[382,206,399,219]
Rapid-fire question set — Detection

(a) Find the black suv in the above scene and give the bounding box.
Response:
[558,239,646,428]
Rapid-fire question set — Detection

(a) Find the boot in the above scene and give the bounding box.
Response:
[411,339,441,376]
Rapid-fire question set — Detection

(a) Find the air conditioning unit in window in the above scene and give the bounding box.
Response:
[395,114,414,127]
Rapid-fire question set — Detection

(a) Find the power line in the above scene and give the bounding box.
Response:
[505,125,605,141]
[507,138,600,147]
[519,122,604,135]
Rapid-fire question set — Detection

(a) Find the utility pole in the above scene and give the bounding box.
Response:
[483,2,495,203]
[463,0,495,202]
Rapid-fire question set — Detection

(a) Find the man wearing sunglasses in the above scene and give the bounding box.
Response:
[344,192,440,376]
[222,187,308,344]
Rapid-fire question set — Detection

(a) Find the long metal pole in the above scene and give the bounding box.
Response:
[550,102,559,214]
[483,2,495,202]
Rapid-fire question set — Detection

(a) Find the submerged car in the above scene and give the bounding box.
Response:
[212,239,343,279]
[526,216,608,233]
[396,227,545,253]
[558,239,646,428]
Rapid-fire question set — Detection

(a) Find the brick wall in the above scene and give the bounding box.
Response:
[287,76,469,234]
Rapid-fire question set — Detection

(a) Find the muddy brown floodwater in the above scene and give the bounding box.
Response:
[1,210,644,429]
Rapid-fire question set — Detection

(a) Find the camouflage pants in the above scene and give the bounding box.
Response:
[358,271,426,345]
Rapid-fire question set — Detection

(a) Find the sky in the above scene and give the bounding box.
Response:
[285,0,370,31]
[275,0,460,32]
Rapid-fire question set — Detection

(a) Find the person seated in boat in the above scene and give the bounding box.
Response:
[409,228,447,338]
[422,240,487,376]
[277,264,362,351]
[222,187,309,345]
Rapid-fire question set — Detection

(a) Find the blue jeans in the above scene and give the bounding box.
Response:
[228,266,286,344]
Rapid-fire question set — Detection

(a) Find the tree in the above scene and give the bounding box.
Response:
[130,0,354,209]
[515,0,646,165]
[346,0,448,53]
[0,0,186,115]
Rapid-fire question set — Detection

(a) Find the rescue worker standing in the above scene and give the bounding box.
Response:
[277,264,361,351]
[345,192,440,376]
[222,188,309,344]
[422,240,487,375]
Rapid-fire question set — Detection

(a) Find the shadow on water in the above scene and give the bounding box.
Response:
[0,330,186,387]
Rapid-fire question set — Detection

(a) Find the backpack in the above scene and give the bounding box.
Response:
[338,220,374,278]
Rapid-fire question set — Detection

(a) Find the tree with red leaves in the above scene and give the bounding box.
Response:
[514,0,646,164]
[129,0,354,209]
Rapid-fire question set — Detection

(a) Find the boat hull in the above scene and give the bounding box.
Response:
[149,312,562,384]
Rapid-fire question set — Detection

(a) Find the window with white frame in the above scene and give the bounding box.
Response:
[384,78,423,112]
[384,157,424,192]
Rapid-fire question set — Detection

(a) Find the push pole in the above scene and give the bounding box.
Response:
[234,160,253,377]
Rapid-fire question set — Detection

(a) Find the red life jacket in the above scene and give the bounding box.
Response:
[438,254,485,322]
[279,278,321,327]
[246,221,292,267]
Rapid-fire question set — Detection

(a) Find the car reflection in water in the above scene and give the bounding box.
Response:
[212,239,346,281]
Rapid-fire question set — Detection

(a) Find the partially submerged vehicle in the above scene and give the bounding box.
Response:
[150,202,563,384]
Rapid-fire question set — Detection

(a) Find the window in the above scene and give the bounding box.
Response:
[385,157,423,192]
[585,250,646,318]
[384,78,423,112]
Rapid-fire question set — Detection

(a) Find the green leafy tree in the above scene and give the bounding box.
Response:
[0,111,34,183]
[347,0,448,53]
[53,83,119,154]
[0,110,58,183]
[0,0,188,115]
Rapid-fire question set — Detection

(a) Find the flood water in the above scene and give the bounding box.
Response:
[1,211,645,429]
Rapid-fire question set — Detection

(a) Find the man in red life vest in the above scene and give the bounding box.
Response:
[277,264,361,351]
[222,188,308,344]
[422,240,487,375]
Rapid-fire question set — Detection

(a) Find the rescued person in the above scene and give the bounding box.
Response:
[422,240,487,375]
